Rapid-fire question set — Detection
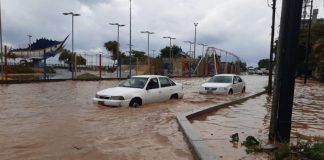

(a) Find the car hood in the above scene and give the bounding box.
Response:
[97,87,143,96]
[201,83,231,88]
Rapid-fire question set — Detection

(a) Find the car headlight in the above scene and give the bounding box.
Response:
[95,94,100,98]
[110,96,125,100]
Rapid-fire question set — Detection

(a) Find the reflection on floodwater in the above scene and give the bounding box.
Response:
[191,80,324,159]
[0,75,268,159]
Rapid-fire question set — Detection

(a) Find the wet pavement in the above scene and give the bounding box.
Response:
[191,79,324,159]
[0,75,267,160]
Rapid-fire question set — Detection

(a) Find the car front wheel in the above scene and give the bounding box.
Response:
[129,98,142,107]
[170,94,179,99]
[228,89,233,95]
[242,87,246,93]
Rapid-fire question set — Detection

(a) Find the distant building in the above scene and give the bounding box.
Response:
[301,9,324,26]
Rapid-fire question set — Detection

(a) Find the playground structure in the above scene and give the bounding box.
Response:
[193,47,241,76]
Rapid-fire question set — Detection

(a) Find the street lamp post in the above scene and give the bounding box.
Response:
[0,0,3,80]
[193,22,198,59]
[27,35,32,57]
[140,31,154,74]
[198,43,208,76]
[197,43,208,57]
[129,0,132,77]
[63,12,80,79]
[163,36,176,74]
[110,23,125,78]
[184,41,194,55]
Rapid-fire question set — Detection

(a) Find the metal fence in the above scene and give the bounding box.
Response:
[0,47,241,82]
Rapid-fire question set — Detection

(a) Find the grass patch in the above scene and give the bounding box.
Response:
[76,73,99,80]
[292,140,324,160]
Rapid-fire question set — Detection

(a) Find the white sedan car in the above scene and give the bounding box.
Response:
[93,75,184,107]
[199,74,246,95]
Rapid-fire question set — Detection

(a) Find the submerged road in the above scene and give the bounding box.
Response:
[0,76,267,160]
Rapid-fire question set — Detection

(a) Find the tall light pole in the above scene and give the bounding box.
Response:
[110,23,125,78]
[198,43,208,57]
[63,12,80,79]
[140,31,154,65]
[27,35,32,57]
[163,36,176,74]
[0,0,3,80]
[193,22,198,59]
[129,0,132,77]
[184,41,194,55]
[268,0,277,95]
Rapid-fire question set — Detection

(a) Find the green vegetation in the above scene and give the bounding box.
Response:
[292,140,324,160]
[230,133,239,143]
[104,41,119,65]
[7,65,34,73]
[59,49,86,66]
[258,59,270,70]
[76,73,99,79]
[159,45,182,58]
[233,133,324,160]
[241,136,263,154]
[298,23,324,81]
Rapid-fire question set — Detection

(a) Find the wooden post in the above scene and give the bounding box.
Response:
[269,0,303,142]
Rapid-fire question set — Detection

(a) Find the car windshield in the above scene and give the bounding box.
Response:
[208,76,232,83]
[118,77,148,89]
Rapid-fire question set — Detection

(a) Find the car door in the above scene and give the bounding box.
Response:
[144,78,161,103]
[237,76,244,92]
[158,77,173,100]
[232,76,240,93]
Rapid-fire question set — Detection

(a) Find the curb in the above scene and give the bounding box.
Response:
[177,90,267,160]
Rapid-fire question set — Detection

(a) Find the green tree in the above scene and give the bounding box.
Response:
[160,45,182,58]
[258,59,270,69]
[132,50,145,58]
[59,49,86,65]
[240,62,247,72]
[104,41,120,65]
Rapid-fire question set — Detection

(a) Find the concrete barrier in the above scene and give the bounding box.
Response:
[177,90,266,160]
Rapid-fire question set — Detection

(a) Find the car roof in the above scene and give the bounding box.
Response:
[132,75,169,78]
[213,74,237,77]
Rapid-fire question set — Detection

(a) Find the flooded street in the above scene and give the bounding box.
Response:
[191,80,324,159]
[0,75,267,160]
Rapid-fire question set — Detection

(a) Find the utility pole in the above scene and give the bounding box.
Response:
[129,0,132,77]
[109,23,125,79]
[63,12,80,80]
[27,35,32,57]
[198,43,208,57]
[304,0,313,84]
[184,41,194,54]
[269,0,303,142]
[163,36,176,75]
[140,31,154,68]
[0,0,3,80]
[268,0,277,95]
[193,22,198,59]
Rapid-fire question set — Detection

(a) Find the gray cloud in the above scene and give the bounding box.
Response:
[2,0,323,66]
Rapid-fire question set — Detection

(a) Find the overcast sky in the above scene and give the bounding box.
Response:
[2,0,324,66]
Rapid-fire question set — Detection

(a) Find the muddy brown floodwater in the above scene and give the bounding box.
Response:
[0,75,267,160]
[191,80,324,159]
